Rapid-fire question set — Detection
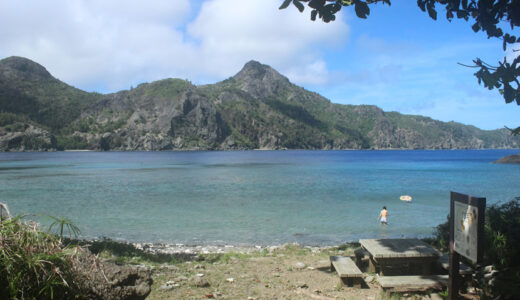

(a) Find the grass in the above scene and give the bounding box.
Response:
[46,215,81,241]
[0,215,84,299]
[334,282,343,291]
[438,288,449,299]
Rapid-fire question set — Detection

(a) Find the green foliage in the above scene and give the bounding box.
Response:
[143,78,190,99]
[230,129,257,148]
[56,135,90,150]
[2,134,56,151]
[204,252,257,264]
[0,112,26,126]
[438,288,449,299]
[279,0,390,22]
[0,215,84,299]
[83,238,196,265]
[265,98,328,130]
[0,81,100,131]
[3,122,28,132]
[47,216,81,241]
[432,215,450,253]
[0,57,102,132]
[71,110,132,135]
[281,243,310,256]
[484,198,520,268]
[474,198,520,298]
[70,117,95,133]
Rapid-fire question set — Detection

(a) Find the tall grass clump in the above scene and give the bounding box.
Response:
[0,210,84,299]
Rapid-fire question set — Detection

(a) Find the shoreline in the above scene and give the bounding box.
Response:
[75,232,435,253]
[3,148,520,153]
[131,241,340,255]
[78,237,349,255]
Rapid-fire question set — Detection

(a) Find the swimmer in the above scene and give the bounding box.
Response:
[378,206,389,225]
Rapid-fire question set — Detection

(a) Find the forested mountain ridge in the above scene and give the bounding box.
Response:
[0,56,518,151]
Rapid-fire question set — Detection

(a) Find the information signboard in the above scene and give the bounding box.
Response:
[450,192,485,263]
[453,201,479,262]
[449,192,485,300]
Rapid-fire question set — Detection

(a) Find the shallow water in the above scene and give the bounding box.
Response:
[1,150,519,246]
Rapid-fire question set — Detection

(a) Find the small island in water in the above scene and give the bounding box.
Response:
[494,153,520,164]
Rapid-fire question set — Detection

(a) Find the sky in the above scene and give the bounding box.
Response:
[0,0,518,130]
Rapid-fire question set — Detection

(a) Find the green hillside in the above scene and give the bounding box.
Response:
[0,56,518,151]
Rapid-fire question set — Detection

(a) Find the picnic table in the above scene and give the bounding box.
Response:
[359,238,441,276]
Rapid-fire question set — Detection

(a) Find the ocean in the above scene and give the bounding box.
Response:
[1,150,519,246]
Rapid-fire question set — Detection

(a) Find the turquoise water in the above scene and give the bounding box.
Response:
[1,150,519,246]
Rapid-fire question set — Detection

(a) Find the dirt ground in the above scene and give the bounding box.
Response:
[145,245,445,300]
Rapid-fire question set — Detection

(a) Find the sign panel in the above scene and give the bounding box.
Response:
[450,191,485,264]
[453,201,479,262]
[449,192,485,300]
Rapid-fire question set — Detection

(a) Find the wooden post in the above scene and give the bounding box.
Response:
[449,195,460,300]
[448,245,460,299]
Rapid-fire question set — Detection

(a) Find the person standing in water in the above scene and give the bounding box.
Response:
[378,206,388,225]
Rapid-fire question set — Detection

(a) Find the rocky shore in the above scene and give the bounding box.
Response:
[132,241,334,256]
[494,153,520,163]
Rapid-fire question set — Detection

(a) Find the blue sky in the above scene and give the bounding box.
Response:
[0,0,518,130]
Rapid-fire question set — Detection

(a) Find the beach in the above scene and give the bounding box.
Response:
[104,242,411,299]
[84,240,452,299]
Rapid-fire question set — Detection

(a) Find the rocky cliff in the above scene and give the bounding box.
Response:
[0,56,518,151]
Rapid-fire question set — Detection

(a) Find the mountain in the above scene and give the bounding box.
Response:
[0,56,518,151]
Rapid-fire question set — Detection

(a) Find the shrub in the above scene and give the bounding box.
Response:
[481,197,520,298]
[432,215,450,253]
[56,135,89,150]
[0,215,85,299]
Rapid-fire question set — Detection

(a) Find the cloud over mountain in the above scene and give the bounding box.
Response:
[0,0,348,93]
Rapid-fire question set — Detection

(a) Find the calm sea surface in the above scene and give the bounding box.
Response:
[1,150,519,246]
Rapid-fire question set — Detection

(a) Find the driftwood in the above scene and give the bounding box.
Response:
[0,202,11,221]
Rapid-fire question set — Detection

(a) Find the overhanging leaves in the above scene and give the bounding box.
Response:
[293,0,305,12]
[279,0,292,9]
[309,0,326,9]
[354,1,370,19]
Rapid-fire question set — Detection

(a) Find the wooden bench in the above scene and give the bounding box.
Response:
[437,254,473,275]
[378,275,449,292]
[330,256,364,287]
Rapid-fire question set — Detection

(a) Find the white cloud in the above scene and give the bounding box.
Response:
[0,0,193,91]
[0,0,349,92]
[187,0,349,83]
[284,60,330,86]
